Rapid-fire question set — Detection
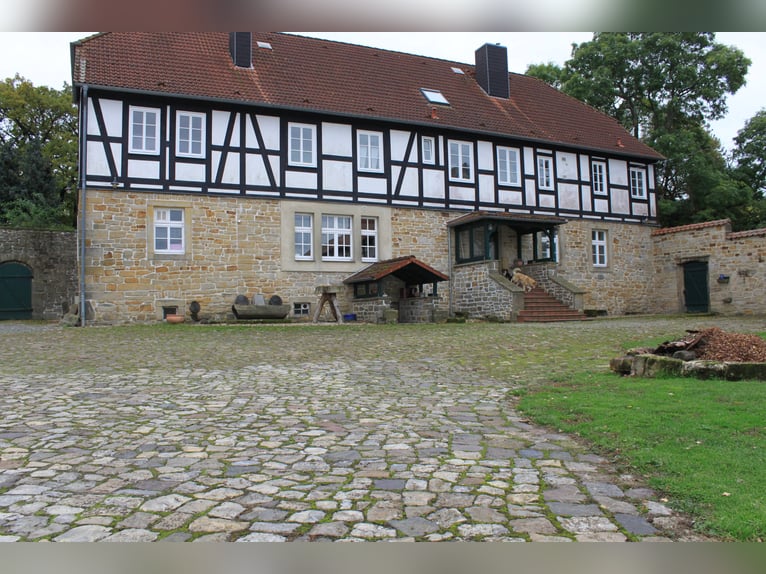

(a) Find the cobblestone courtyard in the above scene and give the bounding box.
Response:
[1,316,762,542]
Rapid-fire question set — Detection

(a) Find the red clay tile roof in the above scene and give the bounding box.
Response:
[344,255,449,285]
[71,32,663,161]
[447,210,568,228]
[727,228,766,239]
[651,219,731,236]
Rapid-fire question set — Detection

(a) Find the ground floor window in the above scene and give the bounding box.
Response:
[361,216,378,262]
[592,229,607,267]
[154,208,185,254]
[455,221,497,264]
[293,302,311,317]
[321,215,352,260]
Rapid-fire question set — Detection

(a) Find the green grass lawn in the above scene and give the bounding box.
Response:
[516,358,766,541]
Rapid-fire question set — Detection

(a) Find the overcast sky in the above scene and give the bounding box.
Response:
[1,31,763,152]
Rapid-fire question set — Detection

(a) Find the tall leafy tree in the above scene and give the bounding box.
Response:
[731,109,766,199]
[526,33,755,229]
[0,75,78,228]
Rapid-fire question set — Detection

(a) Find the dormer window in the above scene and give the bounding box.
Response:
[421,88,449,106]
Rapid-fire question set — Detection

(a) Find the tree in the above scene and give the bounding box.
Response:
[0,75,78,228]
[731,109,766,199]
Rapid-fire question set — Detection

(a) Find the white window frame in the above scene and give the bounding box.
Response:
[294,213,313,260]
[321,215,353,261]
[154,208,185,254]
[288,123,316,167]
[497,146,521,186]
[537,155,553,190]
[129,106,160,155]
[357,130,383,173]
[422,136,435,165]
[293,302,311,317]
[592,160,607,196]
[421,88,449,105]
[176,111,206,158]
[592,229,607,267]
[448,140,473,183]
[630,167,646,199]
[361,216,378,262]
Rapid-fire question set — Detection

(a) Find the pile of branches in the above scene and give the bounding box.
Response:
[654,327,766,363]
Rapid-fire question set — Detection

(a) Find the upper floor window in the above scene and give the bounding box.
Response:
[592,161,607,195]
[176,111,205,158]
[289,123,316,167]
[358,131,383,173]
[361,216,378,262]
[321,215,352,261]
[592,229,607,267]
[422,136,435,165]
[130,106,159,155]
[537,155,553,190]
[630,167,646,199]
[294,213,313,260]
[154,208,185,254]
[497,146,520,186]
[448,140,473,182]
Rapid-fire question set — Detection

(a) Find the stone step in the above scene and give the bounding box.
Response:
[517,287,587,323]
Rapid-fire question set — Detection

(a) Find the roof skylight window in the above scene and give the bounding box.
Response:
[451,67,465,74]
[421,88,449,105]
[257,41,272,49]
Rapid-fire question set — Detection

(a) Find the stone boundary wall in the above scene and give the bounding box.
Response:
[651,219,766,315]
[0,228,77,320]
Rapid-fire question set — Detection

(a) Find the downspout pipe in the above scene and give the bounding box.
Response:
[448,227,453,317]
[79,85,88,326]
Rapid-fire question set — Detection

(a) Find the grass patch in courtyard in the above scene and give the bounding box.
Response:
[516,370,766,541]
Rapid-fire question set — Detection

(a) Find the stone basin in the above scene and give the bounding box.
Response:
[610,354,766,381]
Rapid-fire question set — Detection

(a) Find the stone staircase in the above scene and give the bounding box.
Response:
[516,286,588,323]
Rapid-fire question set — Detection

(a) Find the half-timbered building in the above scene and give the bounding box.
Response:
[71,32,663,324]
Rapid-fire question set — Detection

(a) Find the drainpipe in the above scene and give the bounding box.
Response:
[448,226,454,317]
[79,85,88,326]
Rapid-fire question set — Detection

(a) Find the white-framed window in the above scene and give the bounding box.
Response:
[293,302,311,317]
[361,216,378,262]
[592,229,607,267]
[422,136,435,165]
[539,231,559,262]
[154,208,185,254]
[129,106,160,155]
[630,167,646,199]
[448,140,473,182]
[592,160,607,195]
[176,111,205,158]
[294,213,313,260]
[497,146,520,186]
[421,88,449,105]
[358,130,383,172]
[537,155,553,190]
[321,215,352,261]
[289,123,316,167]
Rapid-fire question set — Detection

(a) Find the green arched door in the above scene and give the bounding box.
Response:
[0,262,33,320]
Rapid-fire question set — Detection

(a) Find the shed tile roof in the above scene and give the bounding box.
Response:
[71,32,663,161]
[344,256,449,285]
[651,219,731,236]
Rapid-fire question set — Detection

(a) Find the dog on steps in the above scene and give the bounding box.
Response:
[509,268,537,292]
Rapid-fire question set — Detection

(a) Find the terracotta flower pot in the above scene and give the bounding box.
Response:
[165,314,184,324]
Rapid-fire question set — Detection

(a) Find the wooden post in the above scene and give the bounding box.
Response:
[313,286,344,324]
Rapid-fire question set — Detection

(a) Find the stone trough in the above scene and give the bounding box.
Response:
[610,354,766,381]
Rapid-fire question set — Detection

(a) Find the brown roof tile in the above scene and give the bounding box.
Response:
[72,32,663,160]
[344,255,448,284]
[651,219,731,237]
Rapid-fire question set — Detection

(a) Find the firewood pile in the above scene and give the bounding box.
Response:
[653,327,766,363]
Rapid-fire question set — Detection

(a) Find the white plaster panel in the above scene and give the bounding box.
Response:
[257,115,280,150]
[399,168,419,197]
[647,164,655,189]
[175,162,206,182]
[358,176,388,195]
[99,99,122,137]
[611,188,630,214]
[523,147,535,175]
[322,123,352,157]
[390,130,410,162]
[499,189,523,206]
[323,159,353,192]
[594,198,609,213]
[246,115,258,149]
[449,186,476,202]
[86,141,110,176]
[650,194,656,217]
[269,156,280,186]
[222,152,240,184]
[556,152,578,180]
[525,179,537,206]
[246,154,271,186]
[479,174,495,203]
[633,202,648,216]
[477,141,494,171]
[438,136,445,166]
[212,111,230,146]
[285,170,317,189]
[212,150,221,179]
[608,158,628,186]
[87,101,100,136]
[539,194,555,209]
[558,183,580,211]
[110,143,122,176]
[581,185,592,211]
[423,169,445,199]
[128,159,160,180]
[579,154,591,182]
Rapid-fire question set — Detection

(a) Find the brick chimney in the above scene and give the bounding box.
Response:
[229,32,252,68]
[475,43,509,99]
